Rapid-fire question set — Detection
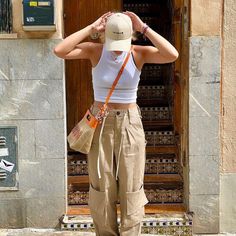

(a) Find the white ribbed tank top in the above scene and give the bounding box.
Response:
[92,45,141,103]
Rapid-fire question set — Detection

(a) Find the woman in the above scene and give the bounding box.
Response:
[54,11,178,236]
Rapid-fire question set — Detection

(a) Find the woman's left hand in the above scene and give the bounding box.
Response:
[123,11,145,33]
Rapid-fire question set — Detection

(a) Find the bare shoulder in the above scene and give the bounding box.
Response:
[75,42,102,54]
[132,44,156,55]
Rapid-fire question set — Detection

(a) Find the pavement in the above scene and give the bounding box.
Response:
[0,229,153,236]
[0,229,94,236]
[0,228,236,236]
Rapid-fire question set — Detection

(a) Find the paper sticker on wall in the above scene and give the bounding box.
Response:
[38,1,51,6]
[0,159,14,172]
[29,1,38,7]
[0,148,9,157]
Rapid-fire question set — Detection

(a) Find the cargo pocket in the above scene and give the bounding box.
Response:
[123,185,149,228]
[88,183,107,226]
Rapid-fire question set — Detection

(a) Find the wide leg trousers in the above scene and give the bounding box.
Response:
[87,104,149,236]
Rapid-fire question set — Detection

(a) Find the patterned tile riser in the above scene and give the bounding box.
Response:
[123,3,160,14]
[138,85,165,99]
[61,223,192,235]
[141,65,162,80]
[145,131,175,146]
[141,108,171,120]
[68,188,183,205]
[142,226,192,235]
[145,162,180,174]
[68,159,181,175]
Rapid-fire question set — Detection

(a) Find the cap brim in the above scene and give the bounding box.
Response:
[105,37,131,52]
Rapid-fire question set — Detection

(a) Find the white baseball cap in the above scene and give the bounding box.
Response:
[105,13,133,52]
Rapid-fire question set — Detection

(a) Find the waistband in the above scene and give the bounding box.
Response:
[89,103,142,117]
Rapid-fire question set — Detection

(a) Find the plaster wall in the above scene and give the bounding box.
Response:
[190,0,222,36]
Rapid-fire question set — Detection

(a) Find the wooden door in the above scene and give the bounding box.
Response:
[64,0,187,215]
[64,0,122,137]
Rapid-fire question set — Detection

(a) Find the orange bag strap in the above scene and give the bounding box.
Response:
[98,46,133,115]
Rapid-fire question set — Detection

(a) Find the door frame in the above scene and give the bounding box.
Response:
[62,0,190,214]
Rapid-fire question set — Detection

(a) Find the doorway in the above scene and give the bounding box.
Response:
[64,0,189,216]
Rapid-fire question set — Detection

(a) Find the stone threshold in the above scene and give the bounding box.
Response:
[0,33,18,39]
[60,213,193,235]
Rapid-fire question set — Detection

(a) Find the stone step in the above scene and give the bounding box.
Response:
[67,203,186,215]
[68,174,182,185]
[146,145,178,154]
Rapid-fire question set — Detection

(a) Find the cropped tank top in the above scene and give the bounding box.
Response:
[92,46,141,103]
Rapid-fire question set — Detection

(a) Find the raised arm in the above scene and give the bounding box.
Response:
[124,11,179,64]
[53,12,112,60]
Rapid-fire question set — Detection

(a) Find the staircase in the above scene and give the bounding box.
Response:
[137,79,184,212]
[64,79,190,234]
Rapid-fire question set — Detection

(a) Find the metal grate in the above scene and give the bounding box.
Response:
[0,0,13,33]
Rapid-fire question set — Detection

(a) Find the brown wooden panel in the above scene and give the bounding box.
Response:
[64,0,122,137]
[173,0,183,136]
[146,146,178,154]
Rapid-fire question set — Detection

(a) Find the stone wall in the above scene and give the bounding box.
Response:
[0,39,66,228]
[0,0,66,228]
[189,0,222,233]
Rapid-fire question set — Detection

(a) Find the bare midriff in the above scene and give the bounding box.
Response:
[93,100,137,109]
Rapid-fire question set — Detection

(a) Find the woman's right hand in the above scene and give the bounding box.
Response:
[54,12,113,60]
[90,12,113,34]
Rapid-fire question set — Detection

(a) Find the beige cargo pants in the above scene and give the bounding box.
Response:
[87,103,149,236]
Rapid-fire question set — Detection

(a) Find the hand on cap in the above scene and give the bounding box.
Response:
[123,11,145,33]
[91,12,113,34]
